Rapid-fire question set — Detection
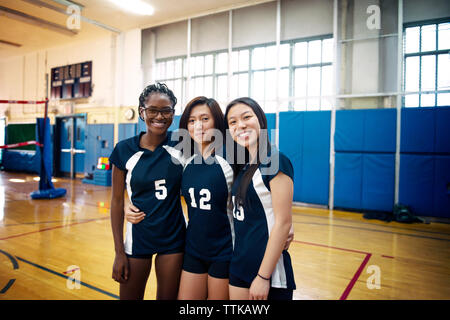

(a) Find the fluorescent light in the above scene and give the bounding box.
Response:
[108,0,154,16]
[9,179,26,183]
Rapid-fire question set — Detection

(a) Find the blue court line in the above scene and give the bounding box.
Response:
[0,279,16,294]
[0,249,19,269]
[0,249,19,294]
[15,256,119,299]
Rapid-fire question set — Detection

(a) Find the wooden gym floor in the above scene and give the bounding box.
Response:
[0,171,449,300]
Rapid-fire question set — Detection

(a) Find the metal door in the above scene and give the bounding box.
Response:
[59,115,86,177]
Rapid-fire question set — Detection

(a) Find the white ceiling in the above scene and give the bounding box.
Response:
[0,0,269,59]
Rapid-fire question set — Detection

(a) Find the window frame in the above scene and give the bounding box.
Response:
[154,33,334,113]
[403,17,450,108]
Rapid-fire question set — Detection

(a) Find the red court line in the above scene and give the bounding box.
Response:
[292,240,373,300]
[293,240,370,255]
[0,217,108,241]
[339,253,372,300]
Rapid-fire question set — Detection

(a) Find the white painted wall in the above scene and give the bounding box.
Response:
[0,28,142,122]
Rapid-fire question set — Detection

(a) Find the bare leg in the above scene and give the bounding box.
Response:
[154,252,183,300]
[207,276,229,300]
[119,257,152,300]
[178,270,208,300]
[229,285,249,300]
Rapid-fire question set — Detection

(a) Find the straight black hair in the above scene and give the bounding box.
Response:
[179,96,225,156]
[224,97,271,208]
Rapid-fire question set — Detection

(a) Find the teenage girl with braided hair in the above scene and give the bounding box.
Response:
[110,83,186,300]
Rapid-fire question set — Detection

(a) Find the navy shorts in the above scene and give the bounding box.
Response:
[126,246,184,259]
[182,252,230,279]
[229,273,293,300]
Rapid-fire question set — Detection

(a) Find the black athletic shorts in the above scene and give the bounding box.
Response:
[182,252,230,279]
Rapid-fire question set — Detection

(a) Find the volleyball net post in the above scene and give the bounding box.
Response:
[0,99,66,199]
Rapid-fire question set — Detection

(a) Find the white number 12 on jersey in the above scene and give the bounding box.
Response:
[188,188,211,210]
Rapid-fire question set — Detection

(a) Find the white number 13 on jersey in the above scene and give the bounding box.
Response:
[155,179,167,200]
[188,188,211,210]
[232,196,245,221]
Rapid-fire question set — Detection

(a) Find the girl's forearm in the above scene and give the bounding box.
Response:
[110,200,125,255]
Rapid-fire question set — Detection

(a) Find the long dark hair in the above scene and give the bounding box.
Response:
[224,97,271,207]
[179,96,225,156]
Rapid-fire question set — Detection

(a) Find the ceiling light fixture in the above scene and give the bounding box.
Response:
[108,0,154,16]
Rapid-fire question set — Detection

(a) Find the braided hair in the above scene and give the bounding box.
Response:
[138,82,177,120]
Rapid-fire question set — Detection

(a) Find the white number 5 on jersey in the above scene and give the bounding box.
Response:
[155,179,167,200]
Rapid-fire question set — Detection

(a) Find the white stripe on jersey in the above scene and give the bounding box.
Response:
[252,169,288,289]
[124,151,144,255]
[182,154,197,171]
[163,145,189,227]
[163,145,186,167]
[215,155,235,249]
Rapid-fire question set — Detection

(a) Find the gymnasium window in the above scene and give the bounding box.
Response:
[403,20,450,107]
[154,34,333,113]
[231,36,333,112]
[154,57,185,115]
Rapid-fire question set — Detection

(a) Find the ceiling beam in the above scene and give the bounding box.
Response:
[0,5,77,36]
[21,0,121,34]
[0,39,22,47]
[48,0,85,9]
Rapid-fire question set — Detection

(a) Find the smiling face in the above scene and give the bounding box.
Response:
[187,104,215,147]
[140,93,174,136]
[226,103,261,149]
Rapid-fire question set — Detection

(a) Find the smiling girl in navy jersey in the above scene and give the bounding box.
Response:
[225,97,296,300]
[110,83,186,300]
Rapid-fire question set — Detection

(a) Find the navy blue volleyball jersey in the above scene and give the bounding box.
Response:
[181,150,234,262]
[109,131,186,256]
[230,151,296,290]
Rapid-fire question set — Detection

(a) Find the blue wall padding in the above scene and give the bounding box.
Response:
[301,111,330,205]
[362,154,395,212]
[434,156,450,218]
[84,124,114,175]
[2,124,55,174]
[335,109,396,153]
[335,110,365,152]
[138,118,146,134]
[435,107,450,154]
[335,153,395,212]
[2,150,39,173]
[279,111,330,205]
[169,115,181,132]
[334,153,363,210]
[399,154,435,216]
[119,123,137,141]
[279,112,303,202]
[397,107,450,217]
[400,108,435,153]
[364,109,396,153]
[266,113,276,145]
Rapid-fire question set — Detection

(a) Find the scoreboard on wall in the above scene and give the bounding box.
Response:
[50,61,92,100]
